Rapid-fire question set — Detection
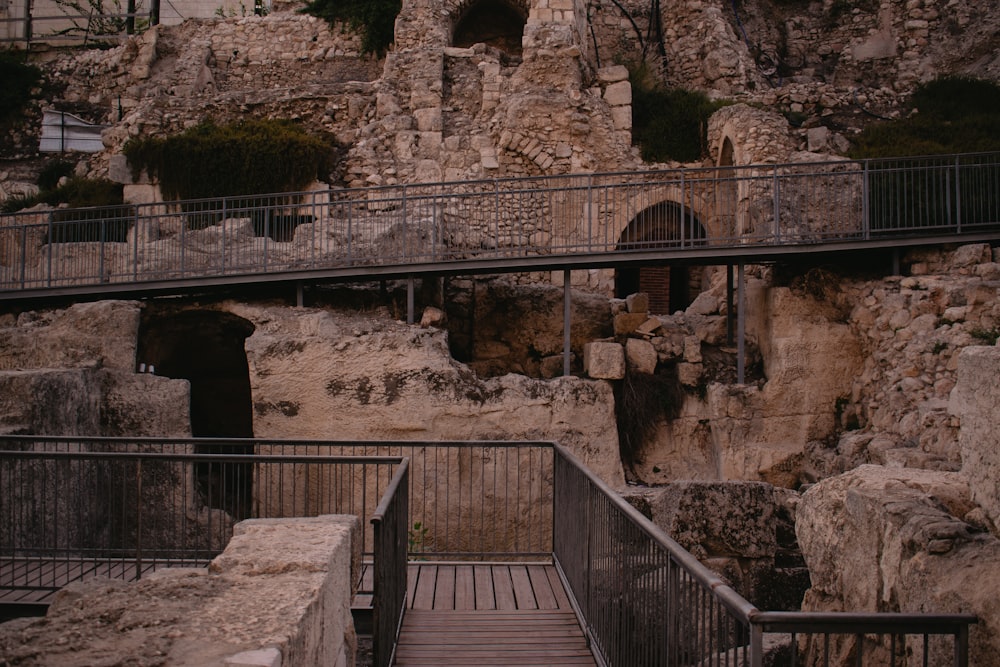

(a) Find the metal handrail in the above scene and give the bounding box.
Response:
[1,152,998,298]
[370,459,409,667]
[551,442,978,666]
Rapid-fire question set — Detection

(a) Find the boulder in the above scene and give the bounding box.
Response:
[796,465,1000,665]
[951,345,1000,530]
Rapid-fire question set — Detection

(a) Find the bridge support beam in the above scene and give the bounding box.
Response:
[407,276,415,325]
[563,269,571,376]
[726,264,735,346]
[296,282,304,308]
[737,261,746,385]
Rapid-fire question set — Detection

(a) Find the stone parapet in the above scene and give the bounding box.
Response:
[0,516,361,667]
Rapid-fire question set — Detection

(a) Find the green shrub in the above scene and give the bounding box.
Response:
[1,175,123,213]
[123,118,335,200]
[0,53,42,122]
[299,0,400,56]
[851,76,1000,158]
[37,159,76,191]
[630,66,730,163]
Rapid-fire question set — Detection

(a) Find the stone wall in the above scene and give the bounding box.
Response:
[0,300,191,436]
[0,516,361,667]
[951,345,1000,531]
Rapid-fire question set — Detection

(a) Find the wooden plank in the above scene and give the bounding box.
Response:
[454,565,475,610]
[491,565,517,611]
[394,606,597,667]
[508,565,538,610]
[411,565,437,610]
[527,564,559,610]
[545,564,572,609]
[432,564,455,610]
[405,563,419,608]
[473,564,495,610]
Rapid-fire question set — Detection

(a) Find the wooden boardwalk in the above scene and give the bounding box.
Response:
[392,563,596,666]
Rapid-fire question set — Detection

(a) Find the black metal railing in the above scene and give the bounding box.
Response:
[1,437,981,665]
[1,153,998,296]
[371,459,408,667]
[551,443,978,667]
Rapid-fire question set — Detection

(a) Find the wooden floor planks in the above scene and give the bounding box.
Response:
[392,564,596,666]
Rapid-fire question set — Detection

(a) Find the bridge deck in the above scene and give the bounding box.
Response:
[394,563,595,666]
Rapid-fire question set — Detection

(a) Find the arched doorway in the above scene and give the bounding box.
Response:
[452,0,528,56]
[137,309,256,516]
[615,200,708,314]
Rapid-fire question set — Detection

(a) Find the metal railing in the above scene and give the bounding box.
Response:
[551,443,977,667]
[1,153,998,295]
[0,437,554,560]
[0,0,158,45]
[1,437,981,665]
[371,459,408,667]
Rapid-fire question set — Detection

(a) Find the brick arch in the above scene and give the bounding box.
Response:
[448,0,530,53]
[613,197,710,314]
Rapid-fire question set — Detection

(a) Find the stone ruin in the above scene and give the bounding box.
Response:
[2,0,1000,663]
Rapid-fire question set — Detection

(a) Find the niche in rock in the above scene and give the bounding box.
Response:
[137,309,255,516]
[615,201,708,314]
[452,0,527,56]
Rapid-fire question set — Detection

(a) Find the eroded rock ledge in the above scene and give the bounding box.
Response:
[0,515,361,667]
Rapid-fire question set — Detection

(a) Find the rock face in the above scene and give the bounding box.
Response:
[951,345,1000,530]
[625,482,808,611]
[228,301,625,488]
[0,301,190,436]
[0,515,361,667]
[796,465,1000,665]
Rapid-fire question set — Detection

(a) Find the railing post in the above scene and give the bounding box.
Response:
[954,155,962,233]
[46,211,53,287]
[402,185,408,261]
[135,459,143,582]
[862,160,871,240]
[99,218,106,283]
[563,269,571,377]
[737,261,746,385]
[680,170,687,247]
[772,167,781,242]
[586,176,593,252]
[956,624,970,667]
[220,197,227,275]
[749,622,764,667]
[133,205,140,282]
[19,225,27,289]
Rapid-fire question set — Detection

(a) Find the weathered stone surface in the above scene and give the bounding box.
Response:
[584,341,625,381]
[0,516,360,667]
[231,303,625,488]
[625,337,657,374]
[951,345,1000,529]
[796,465,999,665]
[0,300,141,372]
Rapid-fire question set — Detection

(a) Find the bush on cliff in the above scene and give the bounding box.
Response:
[299,0,400,56]
[851,76,1000,157]
[630,66,730,163]
[123,118,335,200]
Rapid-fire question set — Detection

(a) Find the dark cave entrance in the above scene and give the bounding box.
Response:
[452,0,528,57]
[137,309,256,517]
[615,201,708,314]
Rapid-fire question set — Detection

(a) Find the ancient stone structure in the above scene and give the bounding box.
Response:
[0,515,361,667]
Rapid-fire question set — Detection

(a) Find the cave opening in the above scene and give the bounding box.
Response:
[615,201,708,314]
[137,309,256,517]
[452,0,527,57]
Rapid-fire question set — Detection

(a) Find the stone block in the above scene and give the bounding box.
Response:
[625,292,649,314]
[625,338,658,374]
[603,80,632,106]
[597,65,629,84]
[584,341,625,379]
[610,106,632,131]
[683,336,703,363]
[677,362,703,386]
[613,312,647,336]
[636,317,662,336]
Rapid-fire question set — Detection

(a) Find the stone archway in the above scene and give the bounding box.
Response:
[615,200,708,314]
[451,0,528,55]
